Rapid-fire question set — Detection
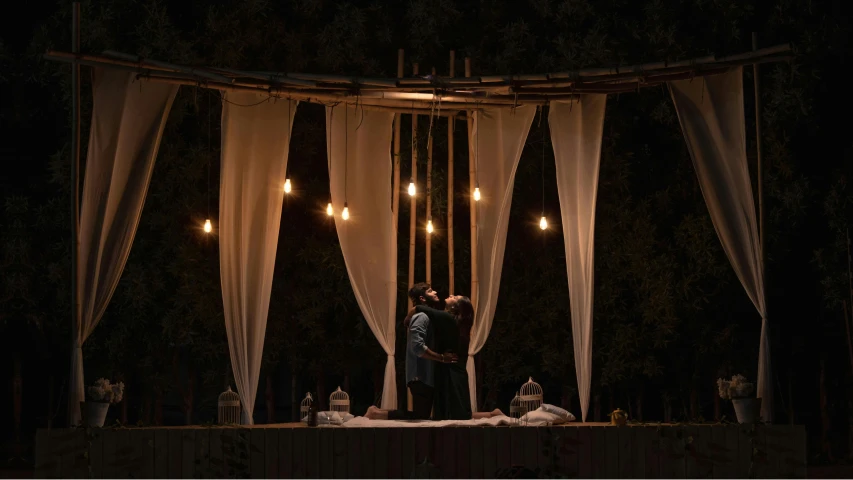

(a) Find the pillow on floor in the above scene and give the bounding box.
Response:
[540,404,576,422]
[520,405,576,425]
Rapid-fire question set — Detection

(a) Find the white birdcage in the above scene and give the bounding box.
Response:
[329,387,350,414]
[300,392,314,420]
[519,377,543,414]
[509,391,528,426]
[218,386,241,424]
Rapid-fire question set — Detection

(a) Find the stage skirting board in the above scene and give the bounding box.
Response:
[34,422,806,478]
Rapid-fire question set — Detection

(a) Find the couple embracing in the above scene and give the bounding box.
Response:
[365,283,503,421]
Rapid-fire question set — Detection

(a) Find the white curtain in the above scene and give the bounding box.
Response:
[548,96,607,423]
[325,105,398,409]
[669,68,772,422]
[468,106,537,411]
[69,68,178,425]
[220,93,297,424]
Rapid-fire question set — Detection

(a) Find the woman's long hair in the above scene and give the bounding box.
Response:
[448,296,474,339]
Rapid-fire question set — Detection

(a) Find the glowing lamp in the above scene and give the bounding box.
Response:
[284,178,292,193]
[473,187,481,202]
[539,216,548,230]
[342,203,350,220]
[427,219,434,234]
[203,219,212,233]
[326,203,334,216]
[408,182,416,196]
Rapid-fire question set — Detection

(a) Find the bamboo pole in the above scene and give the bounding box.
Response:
[408,63,419,310]
[425,67,435,285]
[466,57,478,310]
[752,32,772,423]
[68,1,81,427]
[448,51,456,295]
[392,49,404,231]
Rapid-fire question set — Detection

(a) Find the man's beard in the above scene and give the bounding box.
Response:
[420,297,441,309]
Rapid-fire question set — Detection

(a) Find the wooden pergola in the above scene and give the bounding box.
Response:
[48,1,794,427]
[45,43,791,115]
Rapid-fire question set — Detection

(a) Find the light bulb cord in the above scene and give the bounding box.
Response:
[475,109,479,188]
[540,106,545,216]
[207,89,212,218]
[344,106,348,204]
[328,106,333,205]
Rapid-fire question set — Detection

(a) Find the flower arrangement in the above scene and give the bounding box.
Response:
[87,378,125,404]
[716,374,754,400]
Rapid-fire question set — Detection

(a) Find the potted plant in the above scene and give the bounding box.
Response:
[82,378,124,427]
[717,374,760,424]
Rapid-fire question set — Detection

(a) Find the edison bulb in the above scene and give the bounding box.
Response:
[427,219,434,234]
[203,219,212,233]
[342,204,350,220]
[473,187,481,201]
[326,203,333,216]
[408,182,416,196]
[539,216,548,230]
[284,178,292,193]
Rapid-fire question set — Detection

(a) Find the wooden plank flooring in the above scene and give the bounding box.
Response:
[34,423,807,479]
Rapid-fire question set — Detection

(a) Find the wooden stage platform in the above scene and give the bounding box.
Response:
[35,422,806,478]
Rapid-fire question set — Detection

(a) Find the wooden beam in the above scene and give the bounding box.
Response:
[448,51,456,295]
[426,67,436,285]
[466,57,478,312]
[68,1,81,427]
[44,43,792,98]
[407,63,419,311]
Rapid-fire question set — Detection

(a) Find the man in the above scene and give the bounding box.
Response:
[365,283,457,420]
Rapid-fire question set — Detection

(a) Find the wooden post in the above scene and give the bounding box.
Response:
[752,32,772,423]
[392,49,404,226]
[407,63,419,310]
[69,0,81,427]
[465,57,478,310]
[426,67,435,285]
[447,51,456,295]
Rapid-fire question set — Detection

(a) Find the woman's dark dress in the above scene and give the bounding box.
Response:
[416,305,472,420]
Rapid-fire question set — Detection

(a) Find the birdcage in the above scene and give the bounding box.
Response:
[509,391,527,426]
[329,387,350,414]
[519,377,543,414]
[218,386,241,424]
[300,392,314,420]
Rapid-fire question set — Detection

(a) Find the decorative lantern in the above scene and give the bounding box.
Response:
[329,387,350,414]
[218,386,241,424]
[300,392,314,420]
[519,377,543,414]
[509,391,527,426]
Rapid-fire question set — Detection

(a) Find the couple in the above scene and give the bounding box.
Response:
[365,283,503,421]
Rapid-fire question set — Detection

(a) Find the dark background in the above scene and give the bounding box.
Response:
[2,0,852,469]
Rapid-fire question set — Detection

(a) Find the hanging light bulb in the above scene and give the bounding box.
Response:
[408,181,416,196]
[203,219,212,233]
[326,202,334,216]
[473,186,481,202]
[342,202,350,220]
[284,178,292,193]
[539,216,548,230]
[427,219,434,234]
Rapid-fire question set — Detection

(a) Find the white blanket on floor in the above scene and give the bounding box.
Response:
[342,415,514,428]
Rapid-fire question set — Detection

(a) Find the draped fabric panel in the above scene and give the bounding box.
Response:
[325,105,398,410]
[220,93,297,424]
[69,67,178,425]
[468,106,537,412]
[548,95,607,423]
[669,68,772,422]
